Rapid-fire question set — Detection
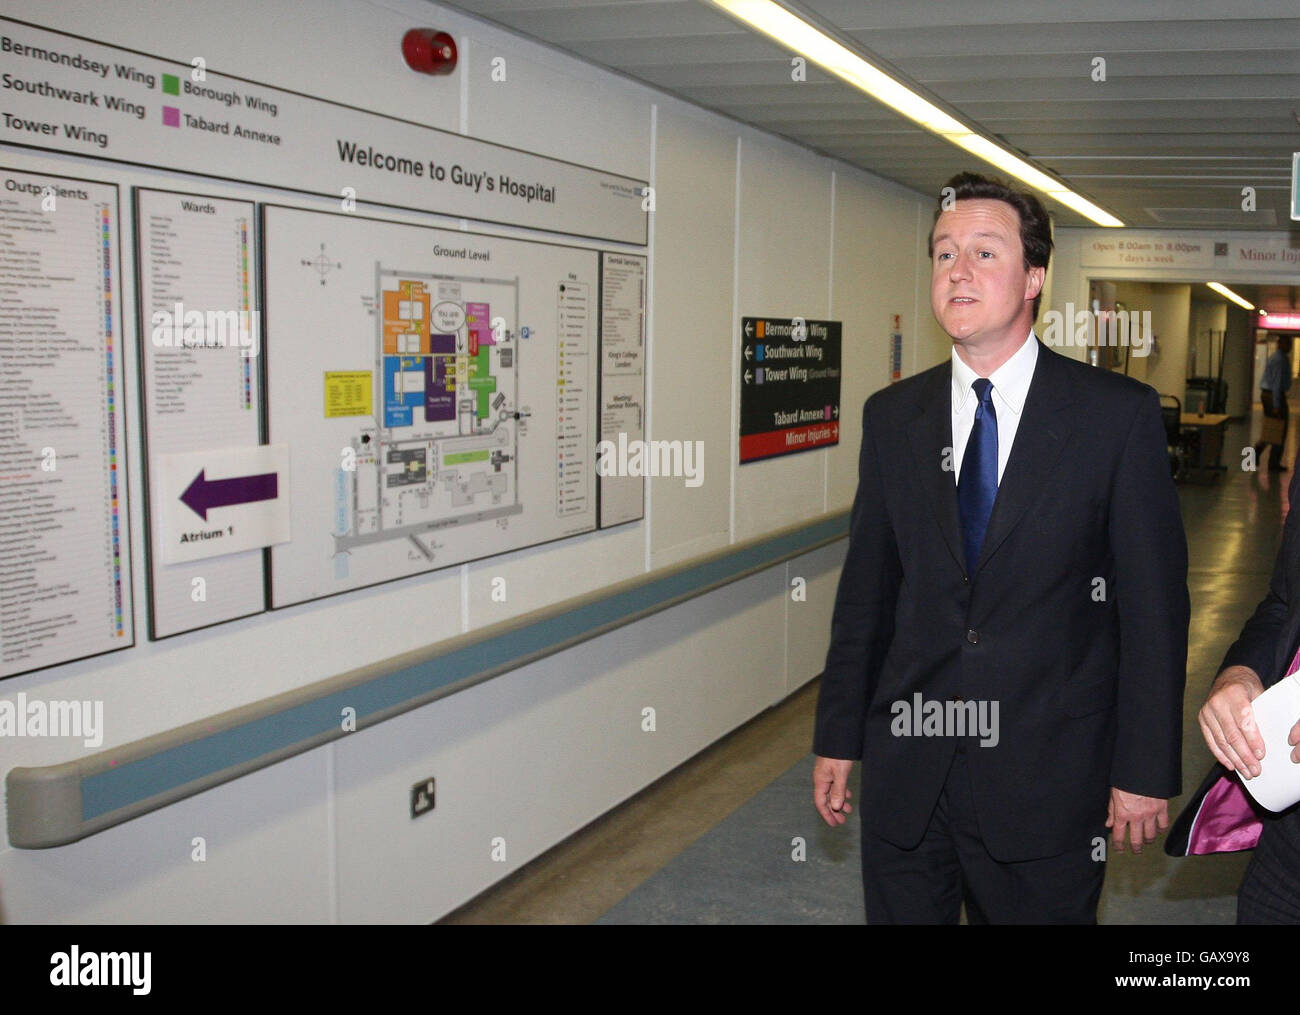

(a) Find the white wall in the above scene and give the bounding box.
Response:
[1147,285,1193,398]
[1110,281,1158,385]
[1109,282,1191,398]
[0,0,941,922]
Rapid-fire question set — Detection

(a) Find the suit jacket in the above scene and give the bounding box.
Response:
[1221,466,1300,686]
[814,339,1190,862]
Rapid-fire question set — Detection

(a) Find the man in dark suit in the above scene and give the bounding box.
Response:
[812,172,1190,924]
[1200,465,1300,922]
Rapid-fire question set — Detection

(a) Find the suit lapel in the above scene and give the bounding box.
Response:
[973,341,1076,574]
[906,363,966,572]
[1271,473,1300,682]
[1272,607,1300,684]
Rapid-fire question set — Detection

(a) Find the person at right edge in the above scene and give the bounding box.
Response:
[1253,334,1292,472]
[1200,463,1300,922]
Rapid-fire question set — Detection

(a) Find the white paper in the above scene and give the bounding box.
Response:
[1242,673,1300,812]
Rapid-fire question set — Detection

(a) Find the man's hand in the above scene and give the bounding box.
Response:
[1198,665,1266,778]
[813,756,855,827]
[1106,788,1168,854]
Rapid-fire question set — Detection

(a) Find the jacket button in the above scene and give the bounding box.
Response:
[966,629,979,644]
[961,575,969,585]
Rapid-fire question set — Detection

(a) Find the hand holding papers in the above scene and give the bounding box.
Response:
[1240,672,1300,812]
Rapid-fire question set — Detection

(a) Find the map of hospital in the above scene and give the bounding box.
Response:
[335,269,523,558]
[262,203,602,608]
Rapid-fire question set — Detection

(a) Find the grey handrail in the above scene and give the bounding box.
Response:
[6,511,850,848]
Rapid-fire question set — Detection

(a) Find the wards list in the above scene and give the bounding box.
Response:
[0,170,134,678]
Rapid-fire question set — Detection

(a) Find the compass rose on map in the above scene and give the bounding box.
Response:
[302,244,343,285]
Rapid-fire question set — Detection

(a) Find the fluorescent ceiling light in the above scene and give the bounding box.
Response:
[1206,282,1254,310]
[707,0,1124,227]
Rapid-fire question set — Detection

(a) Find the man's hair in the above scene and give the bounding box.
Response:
[929,172,1053,320]
[1279,334,1293,355]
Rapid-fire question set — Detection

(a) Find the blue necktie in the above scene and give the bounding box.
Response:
[958,378,998,575]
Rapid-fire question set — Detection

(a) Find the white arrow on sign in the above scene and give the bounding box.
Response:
[744,321,753,337]
[744,369,752,384]
[744,346,752,361]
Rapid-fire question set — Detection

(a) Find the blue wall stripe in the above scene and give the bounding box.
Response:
[81,515,848,820]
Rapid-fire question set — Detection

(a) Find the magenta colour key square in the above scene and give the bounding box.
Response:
[824,405,832,419]
[162,106,181,127]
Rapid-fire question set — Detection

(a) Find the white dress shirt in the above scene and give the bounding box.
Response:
[951,330,1038,485]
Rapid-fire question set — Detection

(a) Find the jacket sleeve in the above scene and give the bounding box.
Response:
[812,396,903,760]
[1107,387,1190,798]
[1219,467,1300,687]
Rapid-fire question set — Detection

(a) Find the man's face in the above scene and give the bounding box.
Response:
[930,198,1043,350]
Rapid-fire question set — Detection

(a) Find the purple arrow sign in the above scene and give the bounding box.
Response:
[181,469,279,520]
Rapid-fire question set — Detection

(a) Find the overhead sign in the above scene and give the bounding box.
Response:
[0,16,648,244]
[1260,312,1300,331]
[1081,233,1213,270]
[1215,236,1300,269]
[157,445,291,564]
[739,317,842,463]
[1080,229,1300,272]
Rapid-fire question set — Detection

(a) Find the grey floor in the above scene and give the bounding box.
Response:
[443,414,1287,924]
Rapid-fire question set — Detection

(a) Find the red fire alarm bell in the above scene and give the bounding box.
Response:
[402,29,457,75]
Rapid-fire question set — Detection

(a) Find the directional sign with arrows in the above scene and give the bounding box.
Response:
[181,469,279,521]
[158,444,292,564]
[739,316,842,464]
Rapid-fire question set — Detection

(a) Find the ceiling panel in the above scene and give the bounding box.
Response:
[439,0,1300,230]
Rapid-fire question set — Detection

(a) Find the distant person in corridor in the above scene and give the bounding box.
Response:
[811,172,1190,924]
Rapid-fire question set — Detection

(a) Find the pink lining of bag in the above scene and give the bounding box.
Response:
[1186,773,1262,854]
